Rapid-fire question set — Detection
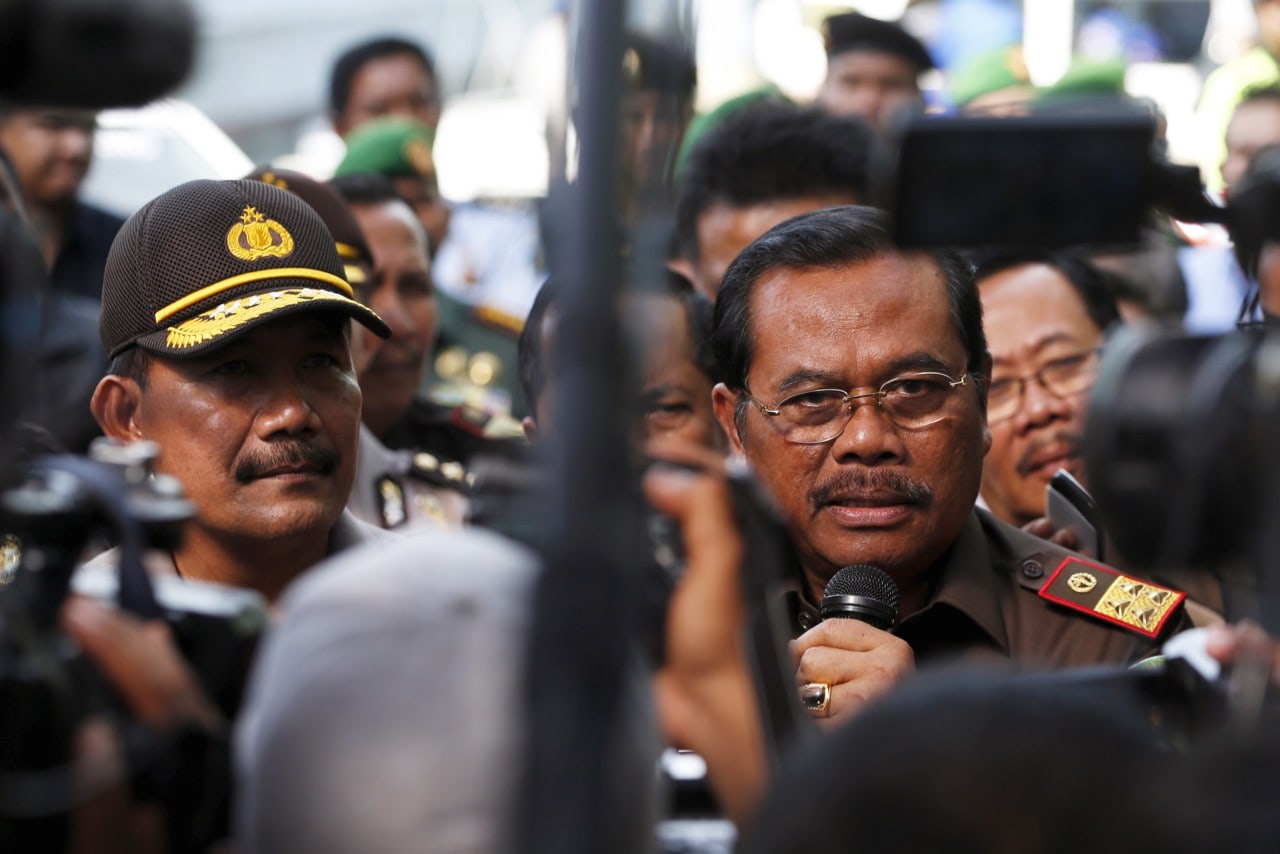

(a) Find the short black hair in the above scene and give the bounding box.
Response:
[969,249,1121,333]
[623,32,696,97]
[674,101,884,263]
[517,270,716,420]
[107,346,150,390]
[712,206,983,438]
[329,37,437,118]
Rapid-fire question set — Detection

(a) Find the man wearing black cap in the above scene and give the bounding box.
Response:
[85,179,392,601]
[815,11,934,134]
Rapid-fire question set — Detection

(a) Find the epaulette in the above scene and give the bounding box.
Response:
[1037,556,1186,639]
[449,404,493,438]
[409,451,472,491]
[473,304,525,337]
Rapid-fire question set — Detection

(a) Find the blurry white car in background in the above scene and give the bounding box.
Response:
[80,99,254,219]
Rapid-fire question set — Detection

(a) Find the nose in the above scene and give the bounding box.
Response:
[371,289,417,339]
[256,374,322,439]
[56,126,93,161]
[828,395,904,465]
[1014,376,1073,432]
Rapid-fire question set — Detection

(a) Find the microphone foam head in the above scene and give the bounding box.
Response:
[824,564,901,615]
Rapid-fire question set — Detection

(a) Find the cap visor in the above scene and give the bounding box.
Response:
[136,285,391,358]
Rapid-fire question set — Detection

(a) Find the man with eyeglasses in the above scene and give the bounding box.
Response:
[972,252,1115,535]
[711,207,1189,724]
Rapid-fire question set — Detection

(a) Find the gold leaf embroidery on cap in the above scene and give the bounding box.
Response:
[1095,577,1180,634]
[226,205,295,261]
[164,287,351,349]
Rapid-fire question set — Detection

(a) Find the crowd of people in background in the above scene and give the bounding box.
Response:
[8,2,1280,851]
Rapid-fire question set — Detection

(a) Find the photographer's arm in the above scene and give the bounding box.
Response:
[644,442,766,827]
[60,597,224,854]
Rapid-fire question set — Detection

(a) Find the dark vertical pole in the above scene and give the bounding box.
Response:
[512,0,643,852]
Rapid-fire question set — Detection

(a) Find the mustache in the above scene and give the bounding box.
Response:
[235,442,338,482]
[809,469,934,512]
[1015,430,1083,476]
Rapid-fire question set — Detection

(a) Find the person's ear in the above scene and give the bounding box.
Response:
[711,383,747,456]
[89,375,144,441]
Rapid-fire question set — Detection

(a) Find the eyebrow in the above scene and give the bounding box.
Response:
[772,351,957,396]
[989,332,1083,365]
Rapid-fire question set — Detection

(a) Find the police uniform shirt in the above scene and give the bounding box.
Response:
[788,508,1190,668]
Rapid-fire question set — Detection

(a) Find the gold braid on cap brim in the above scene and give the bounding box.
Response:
[164,287,359,350]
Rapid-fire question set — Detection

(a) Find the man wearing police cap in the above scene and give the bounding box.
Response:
[815,11,934,135]
[246,167,467,530]
[85,178,392,601]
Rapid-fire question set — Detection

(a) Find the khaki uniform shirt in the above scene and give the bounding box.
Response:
[788,508,1190,669]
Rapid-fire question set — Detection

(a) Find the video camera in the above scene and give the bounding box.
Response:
[0,441,267,849]
[891,108,1280,618]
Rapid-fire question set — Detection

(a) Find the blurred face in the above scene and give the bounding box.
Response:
[979,264,1104,527]
[817,51,921,132]
[336,53,441,137]
[528,294,721,451]
[630,292,721,450]
[392,175,450,258]
[621,90,692,191]
[134,315,361,547]
[349,198,437,438]
[714,255,989,598]
[0,108,96,207]
[693,195,857,301]
[1223,99,1280,193]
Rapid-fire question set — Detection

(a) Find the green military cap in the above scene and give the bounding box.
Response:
[1034,58,1128,107]
[949,45,1032,108]
[334,116,438,181]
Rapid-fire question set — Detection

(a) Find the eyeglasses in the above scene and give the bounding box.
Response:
[742,371,970,444]
[986,350,1100,424]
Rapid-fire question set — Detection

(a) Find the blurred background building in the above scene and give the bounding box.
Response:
[79,0,1261,220]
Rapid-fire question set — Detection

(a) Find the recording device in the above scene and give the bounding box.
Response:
[0,441,265,850]
[890,111,1226,251]
[819,564,900,630]
[0,0,196,108]
[1046,469,1105,561]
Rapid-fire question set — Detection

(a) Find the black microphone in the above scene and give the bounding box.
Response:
[0,0,196,109]
[820,564,900,631]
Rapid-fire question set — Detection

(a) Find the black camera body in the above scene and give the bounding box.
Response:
[0,441,266,849]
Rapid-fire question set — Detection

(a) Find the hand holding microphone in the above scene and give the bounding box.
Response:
[794,565,914,724]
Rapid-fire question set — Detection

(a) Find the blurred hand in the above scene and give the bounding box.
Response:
[60,597,223,854]
[644,439,764,825]
[790,619,914,727]
[1022,516,1087,555]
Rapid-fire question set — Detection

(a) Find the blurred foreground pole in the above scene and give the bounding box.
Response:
[511,0,647,852]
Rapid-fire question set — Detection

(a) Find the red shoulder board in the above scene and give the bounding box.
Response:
[1037,556,1186,639]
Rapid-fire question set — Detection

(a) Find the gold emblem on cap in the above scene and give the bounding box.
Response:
[404,138,436,178]
[1068,572,1097,594]
[226,205,295,261]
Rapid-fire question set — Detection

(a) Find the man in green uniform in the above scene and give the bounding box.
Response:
[710,206,1190,723]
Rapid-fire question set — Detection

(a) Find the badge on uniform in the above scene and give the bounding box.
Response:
[376,475,408,529]
[1038,557,1186,639]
